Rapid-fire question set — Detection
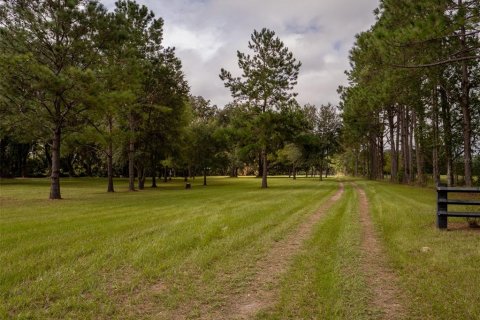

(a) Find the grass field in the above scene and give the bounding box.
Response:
[356,180,480,320]
[1,177,338,319]
[1,177,479,319]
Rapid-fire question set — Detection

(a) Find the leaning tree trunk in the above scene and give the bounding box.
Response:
[261,147,267,188]
[49,127,61,199]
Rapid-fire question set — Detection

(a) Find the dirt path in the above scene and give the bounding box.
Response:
[354,184,406,320]
[210,182,345,319]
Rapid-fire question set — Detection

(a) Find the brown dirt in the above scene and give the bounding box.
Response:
[355,184,406,320]
[447,221,480,232]
[210,183,345,320]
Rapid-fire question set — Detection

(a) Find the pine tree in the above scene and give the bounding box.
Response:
[220,28,301,188]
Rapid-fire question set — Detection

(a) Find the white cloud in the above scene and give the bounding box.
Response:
[101,0,379,107]
[164,25,224,61]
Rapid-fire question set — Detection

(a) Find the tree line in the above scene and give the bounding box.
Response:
[339,0,479,186]
[0,1,341,198]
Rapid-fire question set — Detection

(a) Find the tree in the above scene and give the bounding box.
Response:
[112,0,164,192]
[277,143,302,179]
[339,0,479,187]
[0,0,106,199]
[136,48,190,189]
[220,28,301,188]
[187,96,221,186]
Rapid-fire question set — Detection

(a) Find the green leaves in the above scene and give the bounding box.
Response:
[220,28,301,110]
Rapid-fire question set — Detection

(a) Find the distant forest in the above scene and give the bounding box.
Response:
[1,0,479,199]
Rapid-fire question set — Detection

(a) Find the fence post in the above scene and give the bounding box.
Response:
[437,183,448,229]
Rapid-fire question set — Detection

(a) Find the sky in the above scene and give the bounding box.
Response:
[103,0,379,107]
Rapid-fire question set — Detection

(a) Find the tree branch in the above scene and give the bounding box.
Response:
[391,55,480,68]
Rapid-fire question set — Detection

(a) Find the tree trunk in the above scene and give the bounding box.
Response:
[440,86,454,186]
[413,110,426,185]
[128,137,135,191]
[400,106,410,184]
[459,3,473,186]
[107,141,114,192]
[387,107,397,182]
[408,108,414,183]
[138,164,145,190]
[432,86,440,185]
[395,116,400,180]
[319,159,323,181]
[151,155,157,188]
[44,142,52,177]
[203,167,207,186]
[261,147,267,188]
[354,147,359,177]
[152,174,157,188]
[368,133,376,180]
[379,133,384,180]
[164,166,168,183]
[292,164,296,180]
[49,127,61,199]
[257,152,263,178]
[128,113,135,191]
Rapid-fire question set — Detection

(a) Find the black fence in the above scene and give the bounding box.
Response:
[436,184,480,229]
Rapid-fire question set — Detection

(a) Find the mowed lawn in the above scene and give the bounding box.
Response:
[1,177,480,319]
[265,180,480,320]
[356,180,480,320]
[0,177,338,319]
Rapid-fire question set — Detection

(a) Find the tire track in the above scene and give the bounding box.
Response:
[354,184,406,320]
[214,182,345,319]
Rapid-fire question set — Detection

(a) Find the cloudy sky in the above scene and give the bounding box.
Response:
[103,0,379,107]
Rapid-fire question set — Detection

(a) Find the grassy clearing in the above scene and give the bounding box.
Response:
[2,177,479,319]
[0,176,337,319]
[260,182,372,320]
[355,180,480,320]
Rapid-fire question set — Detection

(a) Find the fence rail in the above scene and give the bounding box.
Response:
[436,184,480,229]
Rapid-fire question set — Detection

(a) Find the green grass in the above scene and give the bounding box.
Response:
[355,180,480,320]
[2,177,479,319]
[0,176,338,319]
[261,183,373,319]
